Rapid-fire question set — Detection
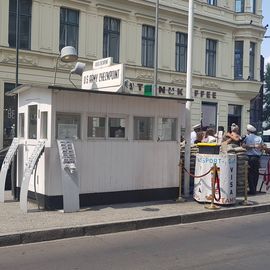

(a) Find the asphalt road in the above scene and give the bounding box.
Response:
[1,213,270,270]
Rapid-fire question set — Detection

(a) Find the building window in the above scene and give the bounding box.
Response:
[88,116,106,138]
[56,113,81,139]
[234,41,244,79]
[250,0,256,13]
[19,113,25,138]
[228,105,242,133]
[202,102,217,130]
[108,117,126,138]
[103,17,120,63]
[208,0,217,6]
[157,118,177,141]
[176,32,187,73]
[134,117,154,140]
[235,0,245,13]
[28,105,37,139]
[8,0,32,49]
[40,111,48,139]
[59,8,79,51]
[142,25,155,68]
[249,42,255,80]
[205,39,217,77]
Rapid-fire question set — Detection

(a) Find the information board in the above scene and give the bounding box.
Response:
[0,138,19,203]
[57,140,80,213]
[20,141,45,212]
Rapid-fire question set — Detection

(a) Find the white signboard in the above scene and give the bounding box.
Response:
[20,141,45,212]
[93,57,113,70]
[0,138,19,202]
[193,154,237,205]
[82,64,123,91]
[57,140,80,213]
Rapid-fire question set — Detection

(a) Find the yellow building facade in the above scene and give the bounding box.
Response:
[0,0,266,148]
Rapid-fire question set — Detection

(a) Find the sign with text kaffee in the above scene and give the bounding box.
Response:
[82,64,123,92]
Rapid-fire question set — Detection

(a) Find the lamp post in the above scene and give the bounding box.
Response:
[53,46,78,85]
[184,0,194,196]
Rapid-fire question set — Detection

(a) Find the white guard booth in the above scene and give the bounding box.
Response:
[193,153,237,205]
[10,83,189,211]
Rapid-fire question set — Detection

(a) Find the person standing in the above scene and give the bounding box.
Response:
[242,124,263,195]
[190,124,201,144]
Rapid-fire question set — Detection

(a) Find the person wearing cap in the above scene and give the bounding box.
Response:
[191,124,201,144]
[242,124,263,195]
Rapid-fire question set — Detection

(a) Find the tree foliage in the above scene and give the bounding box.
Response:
[263,63,270,130]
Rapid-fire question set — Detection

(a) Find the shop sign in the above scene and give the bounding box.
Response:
[125,82,217,99]
[82,64,123,91]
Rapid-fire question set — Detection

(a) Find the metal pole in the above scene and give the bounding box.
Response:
[184,0,194,196]
[12,0,20,200]
[15,0,19,87]
[153,0,159,96]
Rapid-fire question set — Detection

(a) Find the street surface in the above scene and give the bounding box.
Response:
[1,213,270,270]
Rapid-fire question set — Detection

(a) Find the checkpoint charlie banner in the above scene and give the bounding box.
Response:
[193,154,237,205]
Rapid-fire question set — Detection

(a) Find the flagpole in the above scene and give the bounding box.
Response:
[154,0,159,96]
[184,0,194,196]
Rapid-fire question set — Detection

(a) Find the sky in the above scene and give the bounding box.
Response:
[262,0,270,67]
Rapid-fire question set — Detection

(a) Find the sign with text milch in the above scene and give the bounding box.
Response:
[82,64,123,91]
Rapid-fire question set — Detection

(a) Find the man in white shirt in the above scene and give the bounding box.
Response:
[190,124,201,144]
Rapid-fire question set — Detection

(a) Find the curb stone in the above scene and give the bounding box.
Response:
[1,203,270,247]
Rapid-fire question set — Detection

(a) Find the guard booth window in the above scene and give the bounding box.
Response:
[19,113,25,138]
[40,111,48,139]
[28,105,37,139]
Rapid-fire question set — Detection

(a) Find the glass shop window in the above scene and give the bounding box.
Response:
[28,105,37,139]
[40,111,48,139]
[56,113,80,139]
[134,117,154,140]
[157,118,177,141]
[19,113,25,138]
[108,117,126,138]
[88,116,106,138]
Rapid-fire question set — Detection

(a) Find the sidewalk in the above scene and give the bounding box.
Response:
[1,190,270,247]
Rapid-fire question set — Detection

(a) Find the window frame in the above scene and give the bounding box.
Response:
[56,112,81,140]
[8,0,32,50]
[205,39,217,77]
[234,40,244,80]
[175,32,188,73]
[235,0,245,13]
[157,117,177,141]
[103,16,120,63]
[141,25,155,68]
[28,104,38,140]
[19,113,25,138]
[108,116,128,139]
[201,102,217,131]
[133,116,154,141]
[249,42,256,80]
[207,0,217,6]
[87,115,106,139]
[59,7,79,52]
[40,111,48,139]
